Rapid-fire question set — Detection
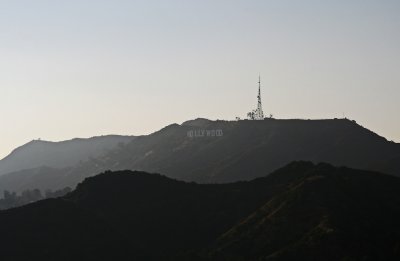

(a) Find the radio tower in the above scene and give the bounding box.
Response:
[247,75,265,120]
[256,75,264,120]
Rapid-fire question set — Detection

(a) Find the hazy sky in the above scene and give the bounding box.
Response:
[1,0,400,159]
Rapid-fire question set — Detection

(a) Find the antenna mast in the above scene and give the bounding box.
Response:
[256,75,264,120]
[247,75,265,120]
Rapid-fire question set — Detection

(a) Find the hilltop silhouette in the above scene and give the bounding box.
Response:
[0,162,399,260]
[0,118,399,196]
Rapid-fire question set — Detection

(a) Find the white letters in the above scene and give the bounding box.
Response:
[187,129,224,138]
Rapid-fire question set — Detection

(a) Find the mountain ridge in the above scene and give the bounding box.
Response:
[0,135,135,176]
[0,118,399,194]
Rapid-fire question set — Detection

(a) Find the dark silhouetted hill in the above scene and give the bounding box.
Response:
[209,163,400,260]
[1,118,400,194]
[1,162,400,260]
[100,118,400,183]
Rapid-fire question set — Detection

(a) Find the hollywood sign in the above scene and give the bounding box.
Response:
[187,129,224,138]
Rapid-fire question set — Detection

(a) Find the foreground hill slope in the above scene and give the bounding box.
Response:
[0,162,399,260]
[210,164,400,260]
[0,135,135,176]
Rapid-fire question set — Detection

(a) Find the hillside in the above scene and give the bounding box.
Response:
[98,118,400,182]
[210,164,400,260]
[0,135,135,176]
[0,162,399,260]
[1,118,400,194]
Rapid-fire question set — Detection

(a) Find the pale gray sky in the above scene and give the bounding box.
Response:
[1,0,400,159]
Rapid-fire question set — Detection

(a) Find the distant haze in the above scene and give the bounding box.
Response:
[1,0,400,159]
